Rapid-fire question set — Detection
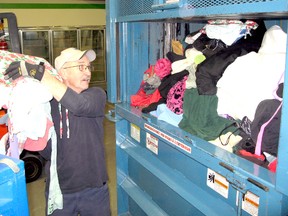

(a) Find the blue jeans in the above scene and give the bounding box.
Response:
[46,183,111,216]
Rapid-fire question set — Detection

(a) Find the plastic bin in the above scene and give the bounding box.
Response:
[0,154,29,216]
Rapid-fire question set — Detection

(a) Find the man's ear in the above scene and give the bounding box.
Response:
[59,69,68,80]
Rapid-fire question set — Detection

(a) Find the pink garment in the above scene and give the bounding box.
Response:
[154,58,171,79]
[24,118,54,151]
[166,76,188,114]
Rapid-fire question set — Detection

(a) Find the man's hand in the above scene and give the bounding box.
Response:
[4,61,45,81]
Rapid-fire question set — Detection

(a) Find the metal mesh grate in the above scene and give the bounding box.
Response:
[117,0,276,17]
[118,0,154,17]
[186,0,274,9]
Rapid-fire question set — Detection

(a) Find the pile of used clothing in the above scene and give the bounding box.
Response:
[130,19,286,172]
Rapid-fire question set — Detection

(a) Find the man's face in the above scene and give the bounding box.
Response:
[62,55,92,93]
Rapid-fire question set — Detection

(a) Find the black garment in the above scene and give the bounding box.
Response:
[158,70,189,98]
[236,82,283,157]
[40,87,108,194]
[142,70,189,113]
[250,99,282,156]
[185,35,228,58]
[195,20,267,95]
[166,51,186,63]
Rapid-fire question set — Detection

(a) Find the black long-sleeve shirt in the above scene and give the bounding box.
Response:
[40,87,108,194]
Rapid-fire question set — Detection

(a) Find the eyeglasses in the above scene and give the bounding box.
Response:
[63,65,94,72]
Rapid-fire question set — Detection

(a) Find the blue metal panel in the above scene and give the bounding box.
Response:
[115,0,288,22]
[106,0,288,215]
[276,20,288,196]
[117,22,166,103]
[115,115,130,214]
[119,22,150,103]
[0,155,29,216]
[106,0,118,102]
[115,103,288,215]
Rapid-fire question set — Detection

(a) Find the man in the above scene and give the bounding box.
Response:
[4,47,111,216]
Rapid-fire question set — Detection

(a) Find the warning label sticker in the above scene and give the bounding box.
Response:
[146,133,159,155]
[207,168,229,198]
[130,123,140,142]
[237,191,259,216]
[144,123,191,153]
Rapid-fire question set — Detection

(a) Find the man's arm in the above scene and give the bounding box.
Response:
[41,70,67,102]
[4,61,68,102]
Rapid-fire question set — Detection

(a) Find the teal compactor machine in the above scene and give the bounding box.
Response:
[106,0,288,215]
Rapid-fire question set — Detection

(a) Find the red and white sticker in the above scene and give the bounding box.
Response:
[237,191,259,216]
[146,133,159,155]
[144,123,191,153]
[207,168,229,198]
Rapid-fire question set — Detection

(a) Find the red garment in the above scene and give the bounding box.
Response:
[238,149,265,161]
[131,88,161,107]
[268,158,277,172]
[131,66,162,107]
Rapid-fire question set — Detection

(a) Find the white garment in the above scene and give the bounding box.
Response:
[205,22,246,46]
[47,127,63,215]
[171,48,203,74]
[0,133,8,155]
[7,78,53,143]
[185,32,202,45]
[217,25,287,121]
[209,132,242,153]
[171,48,205,89]
[0,50,60,144]
[0,50,63,213]
[0,85,10,109]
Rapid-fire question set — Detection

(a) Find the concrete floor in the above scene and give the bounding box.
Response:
[26,103,117,216]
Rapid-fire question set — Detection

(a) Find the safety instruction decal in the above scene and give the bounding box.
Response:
[146,133,158,155]
[130,123,140,142]
[144,123,191,153]
[207,168,229,198]
[237,191,259,216]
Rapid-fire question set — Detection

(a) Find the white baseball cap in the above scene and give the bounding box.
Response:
[55,47,96,71]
